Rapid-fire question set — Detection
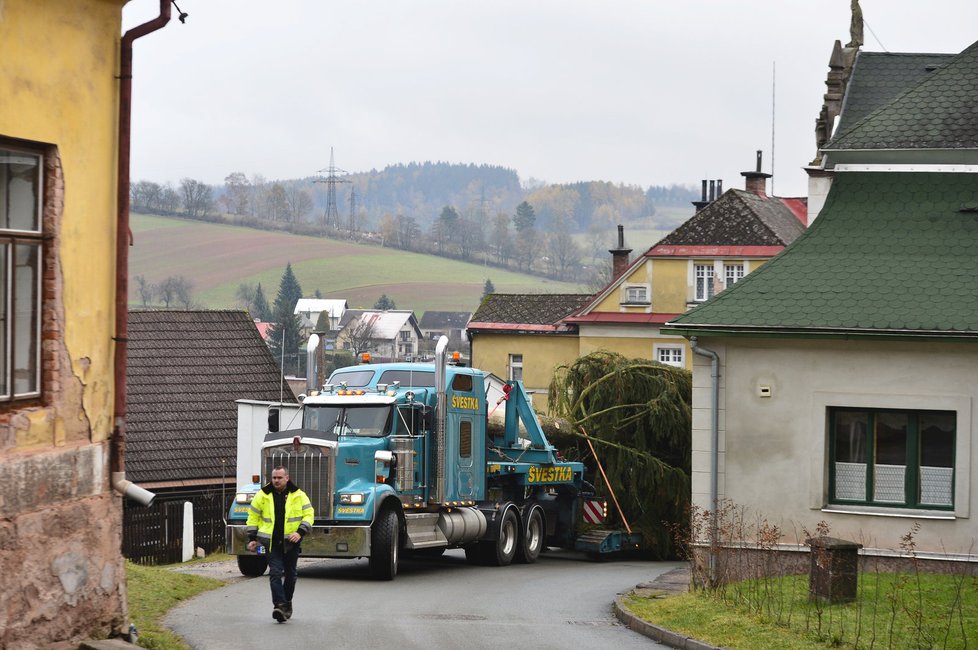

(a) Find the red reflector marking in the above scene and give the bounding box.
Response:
[583,499,605,524]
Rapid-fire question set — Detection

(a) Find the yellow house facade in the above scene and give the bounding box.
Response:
[1,1,171,645]
[469,170,807,414]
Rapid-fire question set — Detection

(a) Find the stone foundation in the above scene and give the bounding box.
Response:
[0,444,127,649]
[690,543,978,588]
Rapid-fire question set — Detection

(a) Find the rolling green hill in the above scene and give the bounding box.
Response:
[129,213,582,313]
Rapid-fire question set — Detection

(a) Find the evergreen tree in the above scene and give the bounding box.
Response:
[374,294,396,310]
[253,283,271,321]
[548,351,691,559]
[267,263,304,374]
[513,201,536,232]
[481,278,495,301]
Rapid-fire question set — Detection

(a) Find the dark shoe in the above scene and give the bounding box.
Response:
[283,602,293,620]
[272,605,286,623]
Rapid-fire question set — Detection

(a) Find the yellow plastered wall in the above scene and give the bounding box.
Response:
[470,334,580,414]
[1,0,126,446]
[579,335,691,369]
[652,259,689,312]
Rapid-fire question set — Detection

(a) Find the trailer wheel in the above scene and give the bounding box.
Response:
[369,508,400,581]
[236,554,268,577]
[515,506,544,564]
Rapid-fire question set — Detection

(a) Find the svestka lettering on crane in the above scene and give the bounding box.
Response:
[451,395,479,410]
[526,466,573,483]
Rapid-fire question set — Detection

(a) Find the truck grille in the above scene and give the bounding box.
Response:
[263,446,332,520]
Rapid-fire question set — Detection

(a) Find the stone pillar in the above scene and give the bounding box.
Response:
[807,536,862,603]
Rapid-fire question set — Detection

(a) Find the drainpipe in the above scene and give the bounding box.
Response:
[690,336,720,584]
[112,0,173,506]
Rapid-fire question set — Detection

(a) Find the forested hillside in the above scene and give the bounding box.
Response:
[130,161,695,287]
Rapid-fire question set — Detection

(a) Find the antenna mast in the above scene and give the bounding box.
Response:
[771,61,776,195]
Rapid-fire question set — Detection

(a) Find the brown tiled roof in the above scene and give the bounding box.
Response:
[126,310,296,485]
[468,293,591,332]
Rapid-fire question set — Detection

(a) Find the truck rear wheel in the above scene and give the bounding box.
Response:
[236,554,268,577]
[515,506,544,564]
[369,508,400,581]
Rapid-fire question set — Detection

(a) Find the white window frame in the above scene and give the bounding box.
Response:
[724,262,744,288]
[1,143,43,401]
[509,353,523,382]
[694,264,714,302]
[654,344,685,368]
[622,284,650,305]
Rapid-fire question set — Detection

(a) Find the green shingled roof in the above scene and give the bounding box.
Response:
[666,172,978,337]
[834,51,955,136]
[826,39,978,151]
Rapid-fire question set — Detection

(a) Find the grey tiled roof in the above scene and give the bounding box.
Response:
[827,39,978,151]
[127,310,295,484]
[418,311,471,330]
[655,189,805,247]
[469,293,591,326]
[835,51,955,135]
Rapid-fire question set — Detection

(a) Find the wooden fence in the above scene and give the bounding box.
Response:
[123,488,229,565]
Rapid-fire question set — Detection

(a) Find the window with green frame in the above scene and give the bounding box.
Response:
[829,407,955,509]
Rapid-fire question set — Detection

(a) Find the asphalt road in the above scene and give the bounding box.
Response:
[165,549,677,649]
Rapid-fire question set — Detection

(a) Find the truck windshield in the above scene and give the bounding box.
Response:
[303,405,392,438]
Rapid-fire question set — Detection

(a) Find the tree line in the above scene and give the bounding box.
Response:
[130,162,698,285]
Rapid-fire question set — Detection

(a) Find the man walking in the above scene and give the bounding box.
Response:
[246,466,314,623]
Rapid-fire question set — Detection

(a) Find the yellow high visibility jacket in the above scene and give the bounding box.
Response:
[246,481,314,550]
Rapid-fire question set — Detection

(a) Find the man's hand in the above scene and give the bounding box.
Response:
[246,540,257,552]
[287,532,301,543]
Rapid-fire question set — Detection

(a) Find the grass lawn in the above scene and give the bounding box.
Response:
[623,572,978,649]
[129,212,581,313]
[126,557,229,650]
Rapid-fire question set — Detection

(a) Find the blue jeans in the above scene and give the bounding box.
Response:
[267,542,300,606]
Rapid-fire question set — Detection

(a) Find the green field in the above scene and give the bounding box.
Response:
[129,213,582,313]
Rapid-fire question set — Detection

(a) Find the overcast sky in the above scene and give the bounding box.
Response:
[123,1,978,199]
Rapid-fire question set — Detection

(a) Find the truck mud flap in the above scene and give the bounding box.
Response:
[574,529,643,556]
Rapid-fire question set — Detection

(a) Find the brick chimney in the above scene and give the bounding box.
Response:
[609,224,632,279]
[742,150,772,194]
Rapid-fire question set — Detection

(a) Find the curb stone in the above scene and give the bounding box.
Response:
[614,595,726,650]
[613,563,727,650]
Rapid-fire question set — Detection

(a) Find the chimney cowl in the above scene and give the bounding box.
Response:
[741,150,772,193]
[609,225,633,279]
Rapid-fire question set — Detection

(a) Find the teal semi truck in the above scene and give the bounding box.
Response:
[226,336,640,579]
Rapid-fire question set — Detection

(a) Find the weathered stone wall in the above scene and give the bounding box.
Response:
[0,445,126,649]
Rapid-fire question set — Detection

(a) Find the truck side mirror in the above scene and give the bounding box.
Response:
[268,408,280,433]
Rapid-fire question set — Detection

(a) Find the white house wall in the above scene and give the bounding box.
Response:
[691,337,977,559]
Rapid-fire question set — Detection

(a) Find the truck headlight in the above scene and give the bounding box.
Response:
[235,492,254,504]
[339,493,365,505]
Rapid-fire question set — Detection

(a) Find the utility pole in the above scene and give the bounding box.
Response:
[314,147,350,233]
[348,186,357,235]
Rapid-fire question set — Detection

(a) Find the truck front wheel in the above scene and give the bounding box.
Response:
[369,509,400,580]
[236,554,268,577]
